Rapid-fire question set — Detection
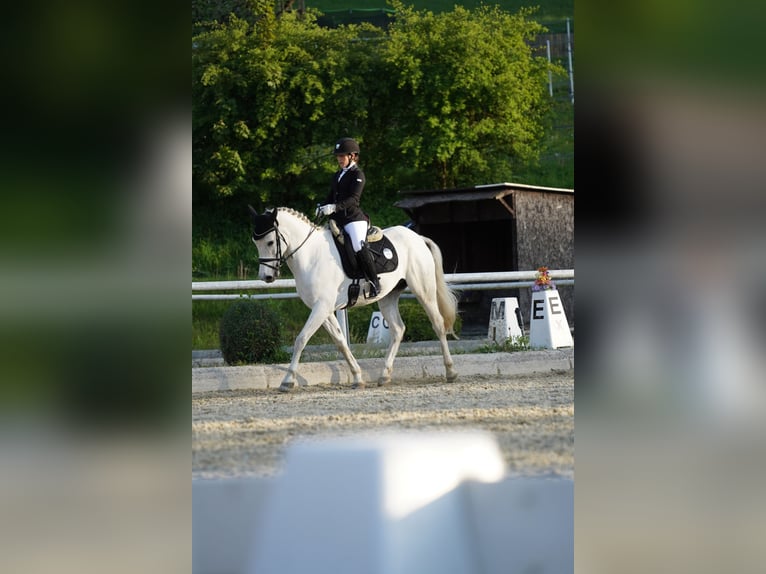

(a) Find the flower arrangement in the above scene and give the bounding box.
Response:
[532,266,556,291]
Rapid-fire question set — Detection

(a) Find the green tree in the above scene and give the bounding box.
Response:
[192,0,274,30]
[193,7,382,210]
[380,2,559,189]
[192,4,277,202]
[192,2,562,219]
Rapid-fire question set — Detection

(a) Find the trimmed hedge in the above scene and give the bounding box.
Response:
[219,299,286,365]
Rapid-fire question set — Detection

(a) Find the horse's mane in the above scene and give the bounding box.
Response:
[277,206,320,230]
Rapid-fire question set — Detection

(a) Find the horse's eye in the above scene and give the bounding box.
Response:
[267,240,274,247]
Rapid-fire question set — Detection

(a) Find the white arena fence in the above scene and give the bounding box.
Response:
[191,269,574,301]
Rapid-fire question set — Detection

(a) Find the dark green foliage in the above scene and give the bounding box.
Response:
[379,2,556,189]
[193,0,274,30]
[398,300,462,342]
[192,2,562,206]
[218,299,287,364]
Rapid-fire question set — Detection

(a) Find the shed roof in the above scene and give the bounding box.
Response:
[394,182,573,209]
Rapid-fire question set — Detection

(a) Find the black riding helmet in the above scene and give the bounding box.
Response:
[333,137,360,156]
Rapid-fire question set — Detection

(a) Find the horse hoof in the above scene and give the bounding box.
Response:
[351,381,366,389]
[377,377,390,387]
[446,374,458,383]
[278,382,295,393]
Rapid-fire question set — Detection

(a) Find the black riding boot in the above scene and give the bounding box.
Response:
[356,243,381,296]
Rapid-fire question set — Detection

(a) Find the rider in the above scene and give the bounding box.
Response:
[316,137,381,296]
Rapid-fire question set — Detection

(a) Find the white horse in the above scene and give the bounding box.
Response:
[248,206,459,391]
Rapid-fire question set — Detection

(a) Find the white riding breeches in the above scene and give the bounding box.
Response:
[343,220,368,252]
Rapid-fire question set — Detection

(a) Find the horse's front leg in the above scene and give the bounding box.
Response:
[280,304,332,392]
[322,313,365,388]
[377,294,406,386]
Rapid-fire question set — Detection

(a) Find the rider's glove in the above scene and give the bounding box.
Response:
[317,204,336,216]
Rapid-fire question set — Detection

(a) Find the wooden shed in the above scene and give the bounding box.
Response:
[394,182,574,335]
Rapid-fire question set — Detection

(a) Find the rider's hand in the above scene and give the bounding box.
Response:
[317,204,336,216]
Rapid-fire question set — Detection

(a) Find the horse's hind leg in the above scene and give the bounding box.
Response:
[413,293,457,383]
[377,292,406,386]
[322,314,365,388]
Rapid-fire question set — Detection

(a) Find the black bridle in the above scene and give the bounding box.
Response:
[252,212,320,277]
[252,223,287,276]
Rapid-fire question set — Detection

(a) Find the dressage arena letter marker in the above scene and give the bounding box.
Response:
[529,290,573,349]
[366,311,391,345]
[488,298,523,344]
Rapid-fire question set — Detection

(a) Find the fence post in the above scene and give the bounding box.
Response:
[566,18,574,104]
[546,40,553,97]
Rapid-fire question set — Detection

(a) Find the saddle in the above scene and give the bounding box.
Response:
[329,219,399,306]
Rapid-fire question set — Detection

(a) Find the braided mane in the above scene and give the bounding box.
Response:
[277,206,320,230]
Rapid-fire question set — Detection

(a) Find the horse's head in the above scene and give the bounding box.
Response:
[248,206,281,282]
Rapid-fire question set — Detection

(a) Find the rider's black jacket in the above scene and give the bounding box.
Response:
[324,163,367,226]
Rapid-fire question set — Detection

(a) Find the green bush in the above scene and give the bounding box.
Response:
[219,299,287,365]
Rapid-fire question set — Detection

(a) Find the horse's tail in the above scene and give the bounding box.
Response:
[422,236,459,337]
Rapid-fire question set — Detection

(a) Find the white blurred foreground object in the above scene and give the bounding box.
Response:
[487,297,523,344]
[192,431,574,574]
[529,289,573,349]
[248,431,504,574]
[193,472,574,574]
[191,431,574,574]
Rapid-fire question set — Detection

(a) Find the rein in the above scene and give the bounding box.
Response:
[255,214,320,276]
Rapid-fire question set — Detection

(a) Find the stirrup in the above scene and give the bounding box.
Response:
[365,279,380,298]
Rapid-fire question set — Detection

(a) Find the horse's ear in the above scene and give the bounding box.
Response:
[268,208,277,222]
[248,204,258,217]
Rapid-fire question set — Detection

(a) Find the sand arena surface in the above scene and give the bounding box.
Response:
[193,371,573,479]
